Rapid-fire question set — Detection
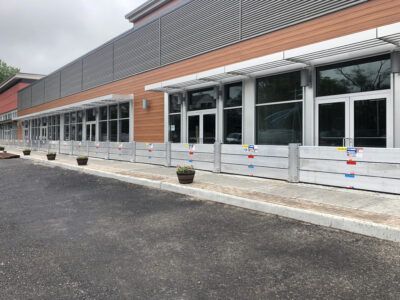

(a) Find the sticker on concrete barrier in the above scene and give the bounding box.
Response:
[347,159,357,165]
[345,173,356,178]
[337,147,347,152]
[248,154,254,159]
[118,144,123,150]
[356,148,364,158]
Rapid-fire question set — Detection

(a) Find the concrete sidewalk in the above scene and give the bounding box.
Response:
[4,146,400,242]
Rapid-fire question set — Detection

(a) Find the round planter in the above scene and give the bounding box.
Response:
[47,154,56,161]
[177,171,195,184]
[23,150,31,156]
[77,157,88,166]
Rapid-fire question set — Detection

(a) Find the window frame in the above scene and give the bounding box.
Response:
[255,71,304,145]
[223,82,243,144]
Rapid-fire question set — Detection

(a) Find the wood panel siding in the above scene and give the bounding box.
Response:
[18,0,400,142]
[0,82,29,114]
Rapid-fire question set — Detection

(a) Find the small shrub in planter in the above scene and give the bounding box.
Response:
[176,165,195,184]
[23,149,31,156]
[47,152,57,161]
[0,146,4,151]
[76,156,88,166]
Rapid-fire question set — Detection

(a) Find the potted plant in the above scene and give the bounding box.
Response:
[76,156,88,166]
[0,146,4,151]
[176,165,195,184]
[47,152,57,161]
[23,149,31,156]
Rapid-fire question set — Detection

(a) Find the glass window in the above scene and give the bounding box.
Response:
[257,102,303,145]
[224,108,242,144]
[99,121,108,142]
[77,124,83,141]
[169,94,181,113]
[70,112,76,123]
[64,113,70,124]
[257,72,303,104]
[169,114,181,143]
[100,107,108,121]
[317,55,391,97]
[354,99,386,148]
[86,108,96,122]
[110,120,118,142]
[119,103,130,119]
[77,111,83,123]
[203,114,216,144]
[319,102,345,146]
[188,88,216,111]
[224,82,242,108]
[64,125,70,141]
[109,105,118,120]
[119,119,130,142]
[70,124,76,141]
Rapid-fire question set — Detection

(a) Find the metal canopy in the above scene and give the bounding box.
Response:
[16,94,133,120]
[145,22,400,93]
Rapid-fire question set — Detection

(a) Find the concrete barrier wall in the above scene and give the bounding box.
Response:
[171,143,214,171]
[221,145,289,180]
[2,139,400,194]
[299,146,400,194]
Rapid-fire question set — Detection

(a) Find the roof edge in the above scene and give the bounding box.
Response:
[125,0,171,23]
[0,73,45,94]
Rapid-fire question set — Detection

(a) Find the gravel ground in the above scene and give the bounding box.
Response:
[0,159,399,300]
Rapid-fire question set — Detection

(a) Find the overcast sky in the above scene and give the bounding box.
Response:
[0,0,147,75]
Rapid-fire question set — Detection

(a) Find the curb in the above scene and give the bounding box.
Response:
[21,155,400,243]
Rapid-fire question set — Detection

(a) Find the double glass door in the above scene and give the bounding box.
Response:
[317,93,390,148]
[40,126,47,140]
[188,110,216,144]
[86,122,96,142]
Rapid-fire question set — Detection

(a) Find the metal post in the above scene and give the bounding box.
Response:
[288,143,300,183]
[165,142,171,167]
[71,140,74,155]
[131,141,136,163]
[58,140,61,154]
[107,141,110,160]
[213,141,221,173]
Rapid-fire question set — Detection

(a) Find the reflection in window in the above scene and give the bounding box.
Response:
[256,72,303,145]
[317,55,391,97]
[224,82,242,144]
[319,102,345,146]
[169,94,181,142]
[257,71,302,104]
[354,99,386,148]
[257,102,303,145]
[188,88,216,111]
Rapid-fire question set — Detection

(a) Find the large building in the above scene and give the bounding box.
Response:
[0,73,44,140]
[4,0,400,193]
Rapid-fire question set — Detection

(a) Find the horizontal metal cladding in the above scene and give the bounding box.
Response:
[31,80,45,107]
[61,60,83,97]
[113,19,161,80]
[240,0,368,39]
[18,88,32,110]
[44,72,61,102]
[160,0,240,65]
[83,43,113,90]
[18,0,369,109]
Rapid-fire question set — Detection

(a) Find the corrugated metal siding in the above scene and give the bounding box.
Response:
[44,72,61,102]
[160,0,240,65]
[18,0,368,109]
[241,0,367,39]
[18,88,32,110]
[61,60,83,97]
[83,44,114,90]
[31,80,45,107]
[114,20,161,80]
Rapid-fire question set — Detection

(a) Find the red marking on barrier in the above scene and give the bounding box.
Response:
[189,151,194,155]
[248,154,254,159]
[347,159,357,165]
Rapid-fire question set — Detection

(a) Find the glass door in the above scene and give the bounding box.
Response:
[317,93,390,147]
[86,122,96,142]
[187,110,216,144]
[40,126,47,140]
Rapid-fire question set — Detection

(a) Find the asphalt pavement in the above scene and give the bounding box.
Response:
[0,159,399,299]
